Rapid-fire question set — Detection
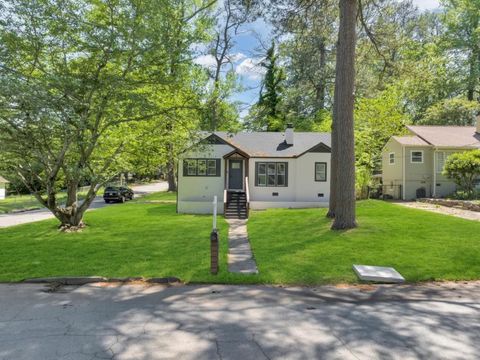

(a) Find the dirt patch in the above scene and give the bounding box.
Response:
[395,201,480,221]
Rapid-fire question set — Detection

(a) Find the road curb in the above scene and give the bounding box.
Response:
[23,276,182,285]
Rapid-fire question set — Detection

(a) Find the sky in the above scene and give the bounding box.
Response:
[197,0,442,119]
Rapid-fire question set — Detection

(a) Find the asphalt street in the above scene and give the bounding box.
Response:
[0,282,478,360]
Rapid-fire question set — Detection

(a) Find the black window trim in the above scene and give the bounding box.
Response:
[314,162,327,182]
[183,158,221,177]
[255,161,288,187]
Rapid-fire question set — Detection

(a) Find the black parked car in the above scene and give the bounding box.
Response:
[103,186,134,203]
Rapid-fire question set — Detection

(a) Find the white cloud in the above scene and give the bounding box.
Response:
[412,0,440,11]
[193,54,217,69]
[235,57,265,81]
[230,52,247,63]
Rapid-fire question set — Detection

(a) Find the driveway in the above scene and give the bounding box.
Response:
[0,182,168,228]
[394,201,480,222]
[0,282,479,359]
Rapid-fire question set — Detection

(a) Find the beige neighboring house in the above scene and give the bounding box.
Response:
[0,176,8,200]
[382,119,480,200]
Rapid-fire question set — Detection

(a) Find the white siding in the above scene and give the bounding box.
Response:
[248,152,330,209]
[178,144,331,213]
[177,144,233,214]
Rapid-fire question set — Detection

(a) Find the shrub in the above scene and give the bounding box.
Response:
[443,150,480,198]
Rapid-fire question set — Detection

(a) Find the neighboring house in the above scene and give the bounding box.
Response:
[382,119,480,200]
[177,125,331,218]
[0,176,8,200]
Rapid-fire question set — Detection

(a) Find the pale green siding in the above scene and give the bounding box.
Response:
[381,139,403,198]
[404,147,433,200]
[382,139,468,200]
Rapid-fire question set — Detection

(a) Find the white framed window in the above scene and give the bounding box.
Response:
[315,162,327,182]
[183,158,220,177]
[187,160,197,175]
[389,152,395,165]
[436,152,446,173]
[410,150,424,164]
[277,163,286,186]
[207,159,217,176]
[197,160,207,176]
[255,162,288,187]
[257,163,267,186]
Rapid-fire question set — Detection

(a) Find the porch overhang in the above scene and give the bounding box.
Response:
[223,149,250,159]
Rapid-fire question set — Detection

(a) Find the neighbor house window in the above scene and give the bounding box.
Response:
[436,152,446,173]
[255,162,288,187]
[389,152,395,165]
[183,158,220,176]
[411,150,423,163]
[315,162,327,182]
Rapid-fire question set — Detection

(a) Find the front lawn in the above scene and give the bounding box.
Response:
[0,198,231,283]
[0,198,479,284]
[248,200,480,284]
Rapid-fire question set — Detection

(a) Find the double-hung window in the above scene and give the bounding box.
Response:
[315,162,327,182]
[436,152,446,173]
[411,150,423,164]
[255,162,288,187]
[389,152,395,165]
[183,158,220,177]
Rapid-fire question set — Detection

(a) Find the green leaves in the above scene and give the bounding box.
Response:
[443,150,480,197]
[420,97,480,126]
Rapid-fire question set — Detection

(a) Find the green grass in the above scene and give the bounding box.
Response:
[0,199,233,283]
[0,198,479,284]
[247,200,480,284]
[135,191,177,203]
[0,194,42,214]
[0,189,100,214]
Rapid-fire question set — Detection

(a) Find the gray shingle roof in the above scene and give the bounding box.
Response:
[213,131,331,158]
[392,136,430,146]
[407,126,480,148]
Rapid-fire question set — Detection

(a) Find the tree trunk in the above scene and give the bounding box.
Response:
[331,0,357,230]
[167,143,177,192]
[467,45,480,101]
[326,88,338,219]
[316,39,327,111]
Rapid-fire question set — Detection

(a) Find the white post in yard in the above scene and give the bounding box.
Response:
[212,195,217,230]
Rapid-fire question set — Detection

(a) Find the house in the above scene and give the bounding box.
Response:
[177,125,331,218]
[0,176,8,200]
[382,119,480,200]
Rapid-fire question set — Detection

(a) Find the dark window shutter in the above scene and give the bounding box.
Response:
[215,159,221,176]
[183,159,188,176]
[255,162,258,186]
[285,162,288,187]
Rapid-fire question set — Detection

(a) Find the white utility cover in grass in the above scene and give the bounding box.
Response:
[353,265,405,283]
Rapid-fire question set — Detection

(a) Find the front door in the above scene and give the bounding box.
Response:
[228,160,243,190]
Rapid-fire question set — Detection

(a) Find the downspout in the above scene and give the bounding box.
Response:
[402,146,406,200]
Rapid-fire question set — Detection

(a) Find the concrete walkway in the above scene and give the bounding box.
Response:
[0,182,168,228]
[1,282,479,359]
[226,219,258,274]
